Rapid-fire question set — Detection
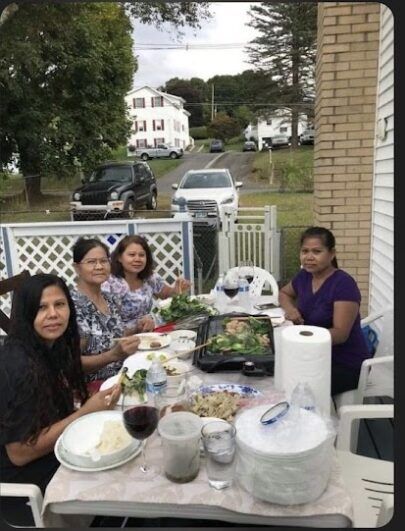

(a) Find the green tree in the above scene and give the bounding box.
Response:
[207,113,241,143]
[0,2,211,202]
[160,77,208,127]
[246,3,317,147]
[0,3,135,202]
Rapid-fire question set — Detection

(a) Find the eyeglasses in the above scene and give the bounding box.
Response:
[79,258,110,267]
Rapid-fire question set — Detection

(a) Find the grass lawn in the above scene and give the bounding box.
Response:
[251,145,314,185]
[193,137,245,153]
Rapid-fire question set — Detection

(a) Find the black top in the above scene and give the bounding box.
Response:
[0,341,71,493]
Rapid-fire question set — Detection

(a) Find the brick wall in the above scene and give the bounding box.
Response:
[315,2,380,314]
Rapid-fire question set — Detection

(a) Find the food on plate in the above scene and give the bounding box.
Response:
[190,391,241,421]
[154,293,215,323]
[208,317,271,356]
[94,420,132,454]
[146,352,168,362]
[120,368,147,402]
[149,341,162,348]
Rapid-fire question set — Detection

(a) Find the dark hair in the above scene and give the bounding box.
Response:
[111,235,154,280]
[72,237,109,263]
[4,274,88,444]
[300,226,338,268]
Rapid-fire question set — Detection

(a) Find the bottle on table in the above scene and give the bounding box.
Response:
[145,360,168,405]
[214,274,226,312]
[238,276,251,313]
[290,382,317,412]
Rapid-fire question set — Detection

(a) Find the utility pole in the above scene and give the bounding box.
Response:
[211,83,215,121]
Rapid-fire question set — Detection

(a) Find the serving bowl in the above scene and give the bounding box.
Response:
[171,338,196,360]
[169,329,198,342]
[164,359,192,385]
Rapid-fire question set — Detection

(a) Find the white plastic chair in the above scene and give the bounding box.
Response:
[336,404,394,528]
[0,482,44,527]
[333,307,394,450]
[226,266,279,301]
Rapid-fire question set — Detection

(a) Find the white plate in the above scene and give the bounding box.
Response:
[99,374,146,406]
[136,332,171,350]
[197,384,261,398]
[55,434,141,473]
[124,350,171,375]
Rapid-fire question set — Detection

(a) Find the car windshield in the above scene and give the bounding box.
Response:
[180,172,231,189]
[89,166,132,183]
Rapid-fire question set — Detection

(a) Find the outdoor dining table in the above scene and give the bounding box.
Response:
[41,297,354,528]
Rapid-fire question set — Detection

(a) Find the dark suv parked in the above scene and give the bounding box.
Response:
[70,161,157,220]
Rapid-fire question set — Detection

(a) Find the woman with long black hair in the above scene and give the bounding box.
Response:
[0,273,120,525]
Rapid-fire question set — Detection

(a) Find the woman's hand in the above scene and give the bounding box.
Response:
[136,315,155,332]
[81,384,121,414]
[174,277,191,294]
[110,336,140,361]
[284,307,304,325]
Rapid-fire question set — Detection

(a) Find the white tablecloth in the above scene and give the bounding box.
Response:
[42,302,353,527]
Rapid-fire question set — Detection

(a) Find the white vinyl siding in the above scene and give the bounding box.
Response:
[369,4,394,318]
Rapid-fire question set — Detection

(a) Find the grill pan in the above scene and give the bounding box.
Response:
[194,313,275,374]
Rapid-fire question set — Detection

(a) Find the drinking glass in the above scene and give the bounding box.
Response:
[122,392,159,477]
[223,275,239,304]
[201,421,237,489]
[238,260,255,285]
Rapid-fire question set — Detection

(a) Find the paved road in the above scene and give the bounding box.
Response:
[157,151,270,196]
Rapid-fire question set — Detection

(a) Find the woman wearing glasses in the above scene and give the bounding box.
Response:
[70,237,140,383]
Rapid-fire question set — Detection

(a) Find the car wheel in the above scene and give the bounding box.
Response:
[169,152,178,159]
[124,199,136,218]
[141,153,149,161]
[146,192,157,210]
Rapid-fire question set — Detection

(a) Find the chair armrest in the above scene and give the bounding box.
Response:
[336,404,394,451]
[357,355,393,394]
[0,482,44,526]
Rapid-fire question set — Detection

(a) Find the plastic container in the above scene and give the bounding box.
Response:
[214,274,226,312]
[171,338,196,360]
[145,359,167,403]
[158,412,203,483]
[238,277,251,313]
[235,404,335,505]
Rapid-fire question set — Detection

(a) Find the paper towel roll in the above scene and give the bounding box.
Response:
[277,325,331,415]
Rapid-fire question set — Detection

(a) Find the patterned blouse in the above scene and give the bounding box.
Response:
[69,287,125,382]
[102,273,165,329]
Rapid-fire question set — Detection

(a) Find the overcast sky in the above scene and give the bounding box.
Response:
[132,2,258,89]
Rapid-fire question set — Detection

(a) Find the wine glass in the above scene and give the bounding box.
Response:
[122,392,159,478]
[238,260,255,285]
[223,274,239,306]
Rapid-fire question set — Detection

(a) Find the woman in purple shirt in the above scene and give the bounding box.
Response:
[279,226,371,395]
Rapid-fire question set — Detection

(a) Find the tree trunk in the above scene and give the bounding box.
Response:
[24,173,43,206]
[291,46,300,148]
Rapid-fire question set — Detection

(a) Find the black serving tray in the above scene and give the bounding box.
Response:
[193,312,275,374]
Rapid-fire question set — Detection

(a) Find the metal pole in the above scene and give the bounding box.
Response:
[211,84,214,121]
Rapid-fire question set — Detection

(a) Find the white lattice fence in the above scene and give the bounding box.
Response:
[0,216,194,324]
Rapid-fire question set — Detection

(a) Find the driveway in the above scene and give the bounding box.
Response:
[157,151,269,196]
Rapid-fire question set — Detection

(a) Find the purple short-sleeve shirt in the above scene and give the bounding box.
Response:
[291,269,370,370]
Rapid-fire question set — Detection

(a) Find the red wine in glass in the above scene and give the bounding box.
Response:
[223,287,239,299]
[123,406,159,440]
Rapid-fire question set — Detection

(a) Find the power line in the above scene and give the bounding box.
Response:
[135,42,248,51]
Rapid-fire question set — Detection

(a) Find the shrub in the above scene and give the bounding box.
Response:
[189,126,208,139]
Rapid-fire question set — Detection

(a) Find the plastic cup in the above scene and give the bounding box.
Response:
[158,412,203,483]
[201,421,237,489]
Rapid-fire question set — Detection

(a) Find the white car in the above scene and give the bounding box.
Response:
[171,169,242,222]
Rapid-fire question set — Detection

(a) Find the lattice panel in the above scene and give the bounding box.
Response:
[0,220,191,323]
[139,231,184,285]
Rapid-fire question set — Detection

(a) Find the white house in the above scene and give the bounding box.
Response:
[125,86,191,154]
[244,112,309,150]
